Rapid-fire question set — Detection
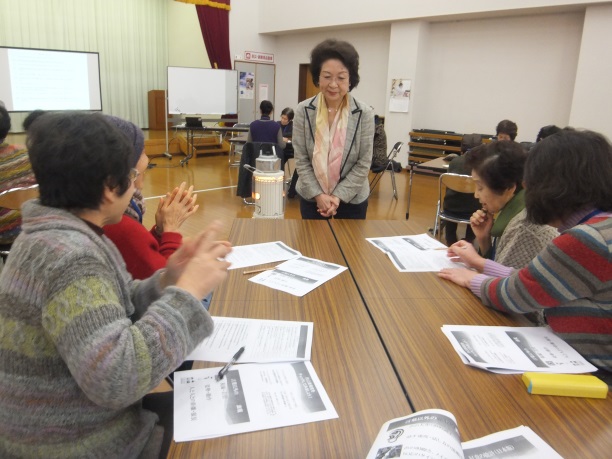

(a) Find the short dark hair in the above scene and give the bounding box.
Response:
[536,124,561,142]
[496,119,518,141]
[22,110,47,132]
[26,112,133,211]
[465,141,527,194]
[0,106,11,140]
[525,128,612,225]
[310,39,360,90]
[260,100,273,116]
[281,107,294,121]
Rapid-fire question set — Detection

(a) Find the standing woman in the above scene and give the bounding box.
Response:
[293,39,374,219]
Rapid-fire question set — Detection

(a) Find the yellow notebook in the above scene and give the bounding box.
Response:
[522,373,608,399]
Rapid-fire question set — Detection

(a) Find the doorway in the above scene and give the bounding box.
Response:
[298,64,318,102]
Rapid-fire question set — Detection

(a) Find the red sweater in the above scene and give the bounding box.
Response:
[104,215,182,280]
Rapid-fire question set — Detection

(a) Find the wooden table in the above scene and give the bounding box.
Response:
[168,219,412,458]
[330,219,612,458]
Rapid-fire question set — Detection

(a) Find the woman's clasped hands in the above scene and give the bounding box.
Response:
[315,193,340,218]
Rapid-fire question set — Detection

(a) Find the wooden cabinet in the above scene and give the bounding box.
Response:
[147,90,167,130]
[408,130,462,164]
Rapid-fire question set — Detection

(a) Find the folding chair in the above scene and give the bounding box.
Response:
[228,123,250,166]
[369,141,403,200]
[432,173,475,241]
[0,184,39,260]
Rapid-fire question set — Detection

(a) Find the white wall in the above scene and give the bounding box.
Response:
[415,13,583,142]
[258,0,609,33]
[569,4,612,139]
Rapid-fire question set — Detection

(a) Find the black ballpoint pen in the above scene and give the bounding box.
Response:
[216,346,245,381]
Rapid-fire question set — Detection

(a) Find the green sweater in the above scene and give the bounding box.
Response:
[0,201,214,458]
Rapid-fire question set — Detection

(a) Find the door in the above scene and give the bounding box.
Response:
[298,64,319,102]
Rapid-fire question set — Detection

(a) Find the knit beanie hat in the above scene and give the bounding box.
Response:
[105,115,144,167]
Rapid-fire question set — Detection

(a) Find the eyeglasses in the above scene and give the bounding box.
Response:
[128,168,140,183]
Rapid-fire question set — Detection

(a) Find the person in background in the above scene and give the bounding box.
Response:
[466,141,557,269]
[495,119,518,141]
[0,105,36,246]
[536,124,561,142]
[279,107,294,142]
[441,134,482,245]
[279,107,295,175]
[439,128,612,377]
[248,99,286,152]
[293,38,374,219]
[0,111,231,459]
[103,116,199,282]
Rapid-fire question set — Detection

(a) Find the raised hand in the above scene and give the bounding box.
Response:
[162,221,232,300]
[155,182,199,234]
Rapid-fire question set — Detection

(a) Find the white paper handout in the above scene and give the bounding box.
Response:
[248,256,347,296]
[186,316,313,363]
[366,409,563,459]
[367,233,459,272]
[462,425,563,459]
[174,362,338,441]
[225,241,301,270]
[442,325,597,374]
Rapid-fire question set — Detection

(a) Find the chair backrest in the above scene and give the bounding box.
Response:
[0,184,39,210]
[387,141,403,161]
[439,173,475,195]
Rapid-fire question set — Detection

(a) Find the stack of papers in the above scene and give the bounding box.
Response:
[174,362,338,441]
[367,233,460,272]
[186,317,313,363]
[225,241,301,270]
[248,256,347,297]
[175,317,337,441]
[442,325,597,374]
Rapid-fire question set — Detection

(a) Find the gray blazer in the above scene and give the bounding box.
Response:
[293,94,374,204]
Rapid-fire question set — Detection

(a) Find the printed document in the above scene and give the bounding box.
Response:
[367,409,563,459]
[442,325,597,374]
[248,256,347,296]
[225,241,301,270]
[174,362,338,441]
[367,233,459,272]
[186,316,313,363]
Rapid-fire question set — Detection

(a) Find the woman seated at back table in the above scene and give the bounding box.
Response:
[439,128,612,377]
[466,141,557,269]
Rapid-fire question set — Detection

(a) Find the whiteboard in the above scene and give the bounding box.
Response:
[167,66,238,115]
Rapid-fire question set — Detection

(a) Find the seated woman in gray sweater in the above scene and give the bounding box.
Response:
[0,112,231,459]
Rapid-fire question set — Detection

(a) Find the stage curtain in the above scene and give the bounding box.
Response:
[195,0,232,70]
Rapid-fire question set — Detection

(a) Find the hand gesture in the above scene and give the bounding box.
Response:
[470,209,492,237]
[163,221,232,300]
[470,209,493,253]
[438,267,479,288]
[155,182,199,234]
[315,193,339,218]
[447,240,485,272]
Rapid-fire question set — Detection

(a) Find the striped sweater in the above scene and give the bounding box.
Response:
[0,200,214,458]
[471,211,612,372]
[0,142,36,244]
